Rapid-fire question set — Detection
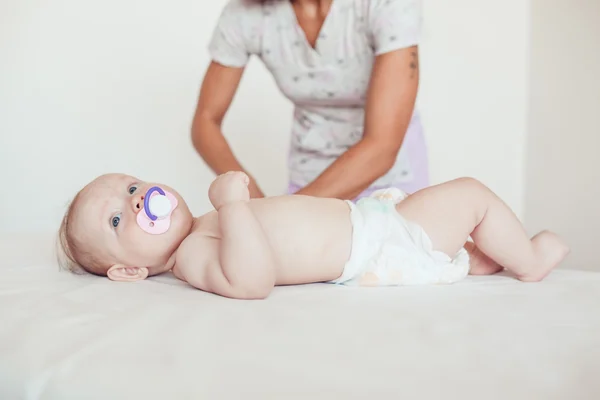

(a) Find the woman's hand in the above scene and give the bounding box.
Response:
[248,177,265,198]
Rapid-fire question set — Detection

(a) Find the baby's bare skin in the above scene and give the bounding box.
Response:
[61,172,569,300]
[172,172,569,299]
[173,195,353,291]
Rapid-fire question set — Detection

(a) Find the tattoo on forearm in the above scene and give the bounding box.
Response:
[410,50,419,79]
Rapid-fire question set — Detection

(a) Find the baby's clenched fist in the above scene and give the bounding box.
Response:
[209,171,251,210]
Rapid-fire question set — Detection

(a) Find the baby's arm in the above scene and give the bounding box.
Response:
[217,202,277,298]
[207,172,277,299]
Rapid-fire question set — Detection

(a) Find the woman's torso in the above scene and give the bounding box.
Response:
[209,0,428,193]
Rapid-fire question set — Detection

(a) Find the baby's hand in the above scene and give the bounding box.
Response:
[209,171,251,210]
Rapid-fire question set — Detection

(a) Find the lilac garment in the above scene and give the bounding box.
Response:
[209,0,429,194]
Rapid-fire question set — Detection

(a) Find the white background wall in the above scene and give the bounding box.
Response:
[1,0,530,234]
[525,0,600,270]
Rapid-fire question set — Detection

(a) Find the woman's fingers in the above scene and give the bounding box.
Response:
[248,180,265,198]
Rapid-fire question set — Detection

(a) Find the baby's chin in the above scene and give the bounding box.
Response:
[148,208,193,266]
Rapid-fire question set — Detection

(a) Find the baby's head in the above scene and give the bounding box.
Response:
[58,173,194,281]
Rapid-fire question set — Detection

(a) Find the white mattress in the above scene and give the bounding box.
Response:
[1,234,599,400]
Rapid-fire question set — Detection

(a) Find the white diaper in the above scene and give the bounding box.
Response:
[330,188,470,286]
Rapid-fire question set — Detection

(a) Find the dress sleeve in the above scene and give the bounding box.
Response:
[207,0,254,68]
[368,0,423,55]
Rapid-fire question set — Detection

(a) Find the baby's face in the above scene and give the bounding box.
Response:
[71,173,193,280]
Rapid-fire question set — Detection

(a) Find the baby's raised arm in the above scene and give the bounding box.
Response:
[176,172,277,299]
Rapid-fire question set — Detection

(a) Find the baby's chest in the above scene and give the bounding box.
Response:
[173,223,220,286]
[251,200,353,261]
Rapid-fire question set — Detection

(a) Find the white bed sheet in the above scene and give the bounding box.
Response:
[1,234,599,400]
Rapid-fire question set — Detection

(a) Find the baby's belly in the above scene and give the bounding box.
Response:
[249,196,352,285]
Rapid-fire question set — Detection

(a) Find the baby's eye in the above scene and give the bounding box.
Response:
[111,214,121,228]
[128,185,138,195]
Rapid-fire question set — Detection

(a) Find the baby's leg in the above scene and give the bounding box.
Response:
[464,241,503,275]
[395,178,569,281]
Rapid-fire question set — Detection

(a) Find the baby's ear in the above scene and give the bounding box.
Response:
[107,264,149,282]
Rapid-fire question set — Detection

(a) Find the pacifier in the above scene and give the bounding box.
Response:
[136,186,178,235]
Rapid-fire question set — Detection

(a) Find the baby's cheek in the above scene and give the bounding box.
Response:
[123,219,184,268]
[121,227,158,259]
[172,206,193,231]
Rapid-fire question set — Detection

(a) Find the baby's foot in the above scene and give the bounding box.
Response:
[518,230,570,282]
[465,241,504,275]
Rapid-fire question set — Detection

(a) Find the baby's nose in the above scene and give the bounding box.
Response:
[131,194,145,214]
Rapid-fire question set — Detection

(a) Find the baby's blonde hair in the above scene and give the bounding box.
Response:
[56,190,107,276]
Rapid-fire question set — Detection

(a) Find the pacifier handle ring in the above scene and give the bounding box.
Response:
[143,186,166,221]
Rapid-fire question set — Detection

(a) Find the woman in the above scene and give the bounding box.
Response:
[192,0,428,200]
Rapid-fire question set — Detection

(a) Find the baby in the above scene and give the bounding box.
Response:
[58,172,570,299]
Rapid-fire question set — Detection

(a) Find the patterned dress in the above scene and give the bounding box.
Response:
[208,0,429,197]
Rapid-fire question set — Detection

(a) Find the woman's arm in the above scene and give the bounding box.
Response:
[191,61,265,198]
[295,46,420,200]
